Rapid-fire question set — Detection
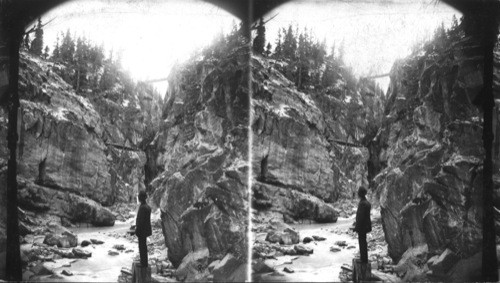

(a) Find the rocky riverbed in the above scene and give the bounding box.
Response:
[252,201,398,282]
[19,205,177,282]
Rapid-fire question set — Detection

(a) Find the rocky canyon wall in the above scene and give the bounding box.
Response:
[0,52,162,232]
[147,43,250,281]
[251,55,384,223]
[373,34,486,265]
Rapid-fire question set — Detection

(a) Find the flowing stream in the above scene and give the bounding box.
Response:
[27,220,138,282]
[257,215,359,282]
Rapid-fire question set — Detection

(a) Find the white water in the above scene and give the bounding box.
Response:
[28,221,139,282]
[258,215,359,282]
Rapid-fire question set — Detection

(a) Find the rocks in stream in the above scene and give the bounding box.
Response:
[90,238,104,245]
[72,248,92,258]
[335,240,348,247]
[113,244,126,251]
[283,267,295,273]
[108,250,120,256]
[43,231,78,248]
[312,235,326,241]
[330,247,341,252]
[61,269,73,276]
[252,259,275,274]
[31,262,54,276]
[302,236,313,244]
[265,228,300,245]
[81,240,91,247]
[294,244,313,255]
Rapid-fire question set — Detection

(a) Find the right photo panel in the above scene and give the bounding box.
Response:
[250,0,493,281]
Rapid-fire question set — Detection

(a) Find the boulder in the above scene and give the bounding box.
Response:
[394,244,429,282]
[335,240,347,247]
[43,231,77,248]
[54,249,75,258]
[253,183,339,223]
[265,228,300,245]
[330,247,341,252]
[282,247,297,256]
[213,253,247,282]
[72,248,92,258]
[113,244,126,251]
[43,233,60,246]
[447,252,481,282]
[92,206,116,227]
[303,236,313,244]
[108,250,119,256]
[428,249,459,275]
[265,231,281,244]
[175,248,209,282]
[312,235,326,241]
[90,238,104,245]
[31,262,53,276]
[22,270,34,281]
[81,240,92,247]
[60,231,78,248]
[294,244,313,255]
[252,259,275,273]
[61,269,73,276]
[280,228,300,245]
[283,267,294,273]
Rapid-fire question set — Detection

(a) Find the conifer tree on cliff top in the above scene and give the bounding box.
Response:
[253,18,266,54]
[29,18,44,56]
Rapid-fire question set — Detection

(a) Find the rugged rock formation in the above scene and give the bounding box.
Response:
[0,52,161,230]
[148,43,249,279]
[251,55,383,223]
[373,34,485,266]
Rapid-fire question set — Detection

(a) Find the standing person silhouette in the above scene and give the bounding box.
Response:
[353,186,371,263]
[135,191,152,267]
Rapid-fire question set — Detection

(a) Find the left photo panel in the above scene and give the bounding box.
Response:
[0,0,250,281]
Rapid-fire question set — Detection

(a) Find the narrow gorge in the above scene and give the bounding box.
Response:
[0,1,499,282]
[251,16,500,282]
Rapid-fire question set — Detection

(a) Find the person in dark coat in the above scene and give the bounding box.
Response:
[353,186,372,263]
[136,191,152,267]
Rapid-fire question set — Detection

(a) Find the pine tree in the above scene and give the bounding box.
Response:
[265,42,272,57]
[74,36,89,91]
[252,18,266,55]
[60,30,75,63]
[274,29,282,58]
[43,46,49,59]
[282,25,297,60]
[29,18,44,56]
[52,34,60,61]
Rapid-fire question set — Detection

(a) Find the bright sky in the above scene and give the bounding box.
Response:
[34,0,238,95]
[33,0,461,95]
[263,0,461,91]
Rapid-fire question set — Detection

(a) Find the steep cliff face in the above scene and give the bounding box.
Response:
[148,43,249,280]
[0,52,161,229]
[251,55,383,222]
[374,36,484,263]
